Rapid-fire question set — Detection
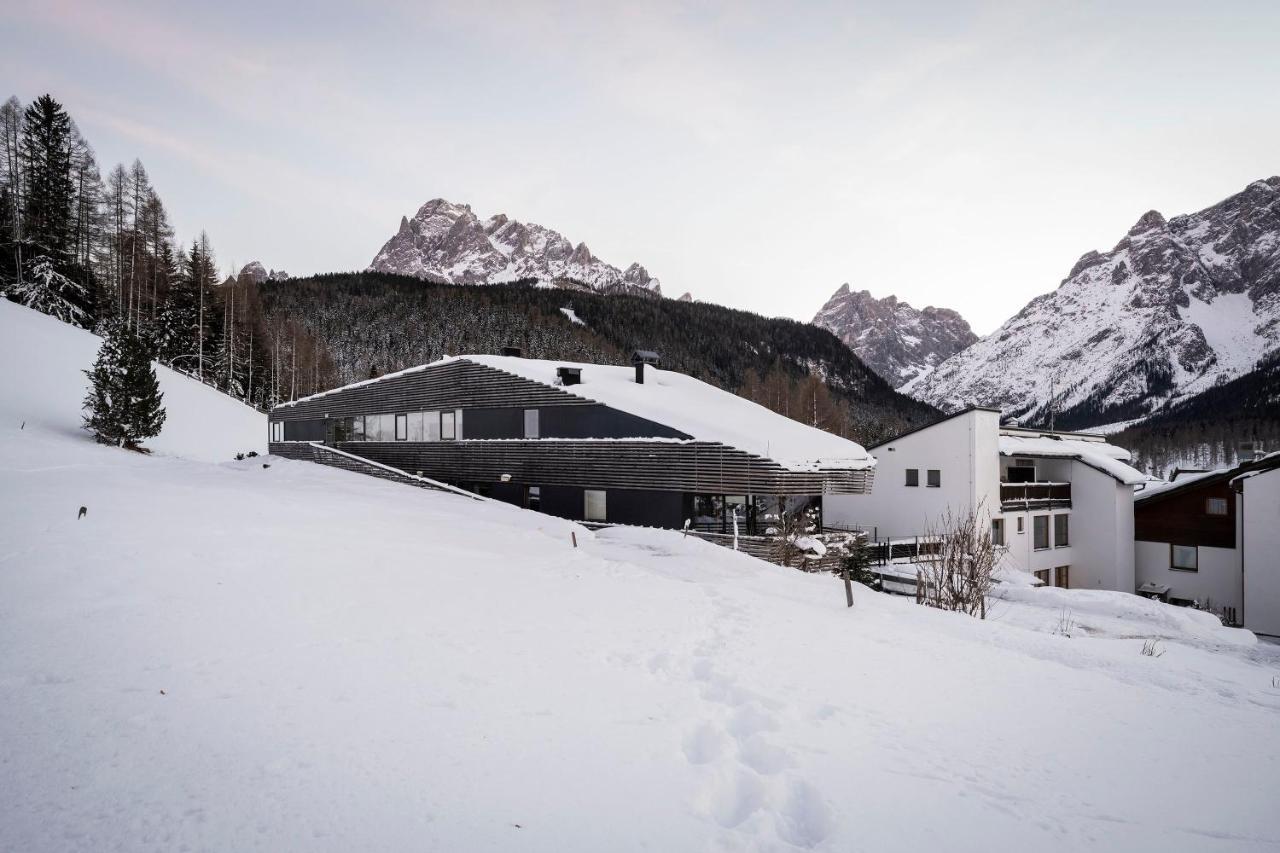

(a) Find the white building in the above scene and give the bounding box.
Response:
[825,407,1148,590]
[1134,453,1280,636]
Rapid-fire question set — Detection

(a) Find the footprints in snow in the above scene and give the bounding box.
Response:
[679,591,833,848]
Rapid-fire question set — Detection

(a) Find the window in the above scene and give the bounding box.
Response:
[1054,565,1070,589]
[1016,516,1024,534]
[525,486,541,511]
[440,411,456,441]
[584,489,607,521]
[269,421,283,442]
[524,409,540,439]
[905,468,919,487]
[1171,544,1198,571]
[991,518,1005,546]
[1033,569,1050,585]
[407,412,425,441]
[394,413,408,441]
[424,411,440,441]
[1033,515,1049,550]
[1054,514,1069,548]
[1205,497,1228,516]
[927,469,941,488]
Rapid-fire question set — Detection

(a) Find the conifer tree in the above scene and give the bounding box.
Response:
[83,320,165,450]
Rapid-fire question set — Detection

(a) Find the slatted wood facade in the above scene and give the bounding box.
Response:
[268,357,875,502]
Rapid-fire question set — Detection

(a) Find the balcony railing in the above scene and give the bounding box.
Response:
[1000,481,1071,510]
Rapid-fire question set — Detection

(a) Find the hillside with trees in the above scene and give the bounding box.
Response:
[258,272,940,445]
[1,93,321,411]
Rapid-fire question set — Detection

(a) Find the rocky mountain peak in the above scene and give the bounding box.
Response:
[904,176,1280,428]
[812,285,977,387]
[238,261,289,284]
[369,198,661,295]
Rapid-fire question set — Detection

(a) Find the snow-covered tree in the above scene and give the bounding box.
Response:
[7,254,89,325]
[83,320,165,450]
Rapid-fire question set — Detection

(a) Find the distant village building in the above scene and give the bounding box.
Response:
[1134,453,1280,635]
[824,408,1149,591]
[268,351,875,531]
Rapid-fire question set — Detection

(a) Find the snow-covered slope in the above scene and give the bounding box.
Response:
[3,298,1279,851]
[370,199,661,295]
[812,284,977,387]
[905,177,1280,426]
[0,300,264,461]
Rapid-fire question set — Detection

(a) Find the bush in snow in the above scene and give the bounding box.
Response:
[915,506,1000,619]
[83,320,166,451]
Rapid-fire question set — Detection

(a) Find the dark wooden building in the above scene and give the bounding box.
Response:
[268,353,875,530]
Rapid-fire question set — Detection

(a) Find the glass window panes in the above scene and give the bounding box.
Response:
[441,411,456,440]
[1054,514,1069,547]
[1033,515,1049,550]
[905,468,919,487]
[1205,497,1228,516]
[425,411,440,441]
[991,518,1005,546]
[1172,544,1198,570]
[927,469,941,488]
[407,412,425,441]
[395,413,408,441]
[584,489,607,521]
[524,409,540,439]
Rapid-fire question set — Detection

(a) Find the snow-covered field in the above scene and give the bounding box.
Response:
[3,302,1280,852]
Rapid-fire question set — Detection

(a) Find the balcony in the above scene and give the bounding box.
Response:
[1000,481,1071,511]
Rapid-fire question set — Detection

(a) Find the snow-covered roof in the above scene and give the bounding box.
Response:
[279,354,874,473]
[1134,468,1221,501]
[998,433,1151,486]
[462,355,874,472]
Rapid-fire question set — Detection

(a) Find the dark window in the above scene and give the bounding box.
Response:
[1205,497,1228,516]
[1054,565,1070,589]
[1171,544,1198,571]
[1016,516,1024,534]
[1033,515,1049,550]
[269,421,282,442]
[525,485,541,511]
[394,413,408,441]
[905,468,919,487]
[991,518,1005,546]
[524,409,540,439]
[440,411,456,440]
[1054,514,1069,547]
[1033,569,1049,585]
[1007,465,1036,483]
[927,469,941,488]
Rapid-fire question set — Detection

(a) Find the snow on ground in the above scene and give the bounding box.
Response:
[0,301,264,461]
[4,303,1280,852]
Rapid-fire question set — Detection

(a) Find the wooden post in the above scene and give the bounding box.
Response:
[571,531,578,548]
[842,563,854,608]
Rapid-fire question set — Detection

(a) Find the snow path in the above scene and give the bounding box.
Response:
[3,302,1280,851]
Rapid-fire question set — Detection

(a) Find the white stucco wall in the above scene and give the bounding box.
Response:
[825,409,1002,539]
[1241,468,1280,636]
[1068,463,1135,591]
[1134,539,1241,615]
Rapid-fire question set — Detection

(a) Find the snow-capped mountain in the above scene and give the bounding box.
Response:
[905,177,1280,428]
[812,284,977,387]
[239,261,289,283]
[369,199,661,295]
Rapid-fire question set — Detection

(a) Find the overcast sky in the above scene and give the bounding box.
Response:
[4,0,1277,334]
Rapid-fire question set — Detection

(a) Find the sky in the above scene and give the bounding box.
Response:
[3,0,1278,335]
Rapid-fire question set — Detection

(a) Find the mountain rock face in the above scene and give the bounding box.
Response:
[812,285,977,387]
[904,177,1280,428]
[369,199,661,295]
[239,262,289,283]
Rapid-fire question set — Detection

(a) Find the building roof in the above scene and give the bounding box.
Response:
[462,355,874,473]
[867,406,1002,450]
[279,354,876,474]
[998,433,1151,486]
[1135,453,1280,503]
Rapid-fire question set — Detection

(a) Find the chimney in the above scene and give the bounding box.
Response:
[631,350,659,384]
[500,346,523,358]
[557,366,582,386]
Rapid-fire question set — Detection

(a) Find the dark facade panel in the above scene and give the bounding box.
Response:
[465,407,526,440]
[539,404,689,440]
[293,439,873,496]
[283,419,326,442]
[1135,478,1235,549]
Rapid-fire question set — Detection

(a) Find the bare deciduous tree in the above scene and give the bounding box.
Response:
[915,506,999,619]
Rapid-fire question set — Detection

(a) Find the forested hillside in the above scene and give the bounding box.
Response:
[259,272,939,445]
[1114,352,1280,476]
